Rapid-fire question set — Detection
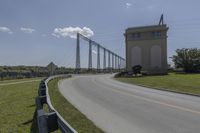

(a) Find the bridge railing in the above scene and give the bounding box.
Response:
[35,75,78,133]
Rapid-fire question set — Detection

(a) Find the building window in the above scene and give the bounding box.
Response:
[152,31,161,37]
[132,33,141,39]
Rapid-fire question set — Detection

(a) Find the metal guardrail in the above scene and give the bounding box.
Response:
[35,75,78,133]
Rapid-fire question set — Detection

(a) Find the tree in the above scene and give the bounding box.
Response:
[172,48,200,73]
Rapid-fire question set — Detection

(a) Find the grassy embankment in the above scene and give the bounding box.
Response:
[48,77,104,133]
[116,73,200,96]
[0,77,42,84]
[0,78,42,133]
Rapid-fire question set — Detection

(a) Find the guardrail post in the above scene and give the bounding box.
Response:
[38,88,46,96]
[36,96,46,110]
[37,110,48,133]
[47,112,58,132]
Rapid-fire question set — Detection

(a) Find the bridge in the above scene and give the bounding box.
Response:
[75,33,125,73]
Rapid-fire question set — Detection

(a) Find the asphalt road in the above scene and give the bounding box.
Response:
[59,74,200,133]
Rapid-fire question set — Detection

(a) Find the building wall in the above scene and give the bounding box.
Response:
[125,25,168,74]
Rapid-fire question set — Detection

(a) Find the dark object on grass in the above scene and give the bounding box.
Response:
[132,65,142,76]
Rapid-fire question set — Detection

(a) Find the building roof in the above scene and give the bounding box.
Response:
[125,24,168,33]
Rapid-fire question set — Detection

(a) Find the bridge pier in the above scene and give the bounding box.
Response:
[76,33,80,73]
[115,55,117,70]
[97,44,100,72]
[103,48,106,71]
[118,57,121,70]
[108,51,111,72]
[112,53,114,70]
[117,56,119,70]
[88,40,92,70]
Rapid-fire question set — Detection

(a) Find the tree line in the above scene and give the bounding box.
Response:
[0,66,75,80]
[172,48,200,73]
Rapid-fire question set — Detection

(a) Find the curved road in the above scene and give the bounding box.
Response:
[59,74,200,133]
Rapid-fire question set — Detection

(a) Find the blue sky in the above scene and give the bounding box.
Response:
[0,0,200,67]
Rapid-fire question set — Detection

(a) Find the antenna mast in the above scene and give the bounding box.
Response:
[159,14,164,25]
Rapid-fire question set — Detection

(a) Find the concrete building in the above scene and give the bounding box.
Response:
[125,22,168,75]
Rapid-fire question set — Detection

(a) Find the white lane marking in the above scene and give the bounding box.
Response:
[93,77,200,115]
[0,79,41,86]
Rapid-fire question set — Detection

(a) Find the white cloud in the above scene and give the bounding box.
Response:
[51,33,60,38]
[126,3,132,8]
[20,27,35,33]
[52,26,94,39]
[92,50,97,54]
[0,26,13,34]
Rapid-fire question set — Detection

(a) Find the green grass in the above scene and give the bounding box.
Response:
[0,77,42,84]
[48,78,104,133]
[0,78,42,133]
[116,73,200,95]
